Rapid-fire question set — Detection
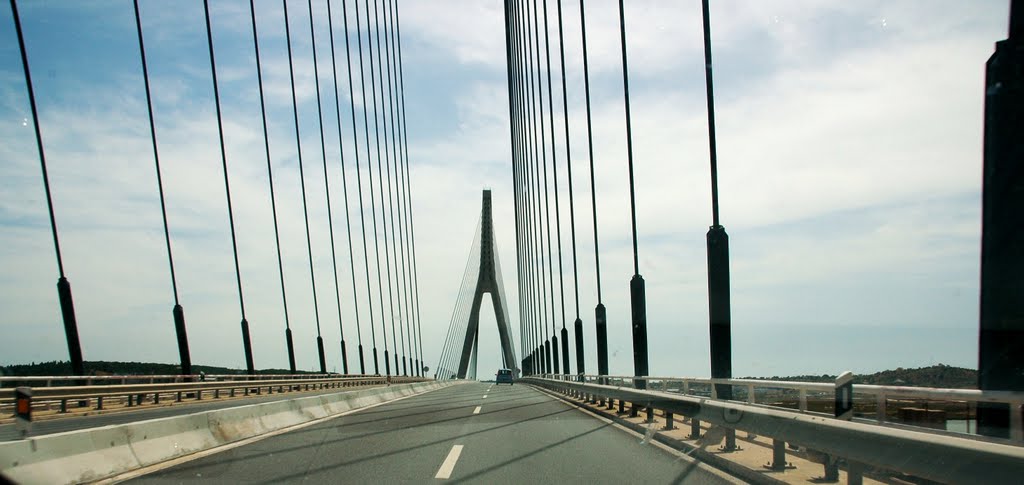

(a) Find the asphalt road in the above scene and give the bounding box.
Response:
[132,382,735,484]
[0,385,386,441]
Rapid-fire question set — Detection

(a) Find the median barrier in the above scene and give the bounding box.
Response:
[0,380,450,484]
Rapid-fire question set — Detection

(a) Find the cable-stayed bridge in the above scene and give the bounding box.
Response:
[1,0,1023,483]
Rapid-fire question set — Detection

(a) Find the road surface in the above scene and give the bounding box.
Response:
[132,382,735,483]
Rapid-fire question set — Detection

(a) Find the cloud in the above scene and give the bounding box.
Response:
[0,1,1008,379]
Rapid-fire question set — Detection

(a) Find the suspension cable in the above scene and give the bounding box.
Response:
[248,0,295,373]
[11,0,66,280]
[205,0,254,373]
[578,0,602,303]
[134,0,178,306]
[518,0,542,374]
[617,0,641,276]
[539,0,564,375]
[134,0,196,376]
[702,0,721,226]
[361,0,389,376]
[369,0,398,377]
[11,0,88,376]
[541,0,567,344]
[555,0,579,321]
[304,0,333,374]
[516,0,540,372]
[325,0,359,375]
[380,0,410,375]
[504,0,526,372]
[340,0,370,374]
[391,0,427,376]
[283,0,325,374]
[530,0,553,373]
[348,0,380,374]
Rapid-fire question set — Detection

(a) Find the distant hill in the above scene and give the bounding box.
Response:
[746,364,977,389]
[0,360,319,378]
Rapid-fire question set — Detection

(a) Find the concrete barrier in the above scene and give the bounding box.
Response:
[0,380,450,484]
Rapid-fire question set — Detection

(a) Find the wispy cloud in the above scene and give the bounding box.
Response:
[0,1,1008,378]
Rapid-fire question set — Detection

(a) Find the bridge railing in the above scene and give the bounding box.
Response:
[0,375,430,417]
[523,376,1024,484]
[0,373,351,388]
[537,373,1024,442]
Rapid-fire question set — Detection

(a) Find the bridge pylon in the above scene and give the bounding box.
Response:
[454,190,518,378]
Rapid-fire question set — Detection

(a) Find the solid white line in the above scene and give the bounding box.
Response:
[435,444,464,479]
[473,406,481,414]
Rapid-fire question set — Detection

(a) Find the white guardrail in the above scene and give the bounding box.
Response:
[0,373,347,387]
[523,376,1024,484]
[0,374,428,416]
[538,373,1024,442]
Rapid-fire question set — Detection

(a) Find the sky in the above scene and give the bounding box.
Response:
[0,0,1011,379]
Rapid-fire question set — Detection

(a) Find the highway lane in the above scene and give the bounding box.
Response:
[133,382,737,484]
[0,384,389,441]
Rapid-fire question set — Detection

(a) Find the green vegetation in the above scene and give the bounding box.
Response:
[747,364,977,389]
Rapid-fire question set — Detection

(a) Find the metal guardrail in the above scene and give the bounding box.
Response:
[523,376,1024,484]
[0,373,348,387]
[539,373,1024,441]
[0,375,429,415]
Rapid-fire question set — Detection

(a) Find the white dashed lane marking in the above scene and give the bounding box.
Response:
[435,445,464,479]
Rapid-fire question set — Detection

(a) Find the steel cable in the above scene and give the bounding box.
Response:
[358,0,389,376]
[205,0,255,374]
[347,0,380,375]
[385,0,411,376]
[133,0,194,375]
[369,0,398,377]
[339,0,371,375]
[306,0,334,374]
[390,0,427,376]
[325,0,360,375]
[555,0,582,375]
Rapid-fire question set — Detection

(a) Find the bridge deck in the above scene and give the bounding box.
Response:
[130,382,734,483]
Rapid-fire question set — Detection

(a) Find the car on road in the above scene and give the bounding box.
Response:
[495,368,514,385]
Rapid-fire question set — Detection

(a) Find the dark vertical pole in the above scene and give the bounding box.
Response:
[10,0,85,377]
[701,0,735,450]
[616,0,647,390]
[978,0,1024,439]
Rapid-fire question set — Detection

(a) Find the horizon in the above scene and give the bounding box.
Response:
[0,1,1009,378]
